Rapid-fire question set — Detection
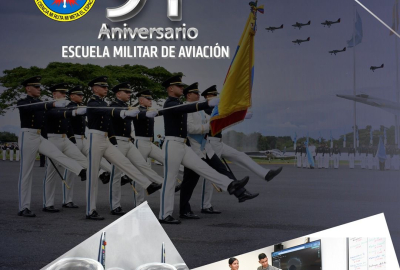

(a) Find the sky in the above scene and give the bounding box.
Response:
[0,0,399,141]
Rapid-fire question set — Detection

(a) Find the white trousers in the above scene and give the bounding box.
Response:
[302,154,308,168]
[9,150,14,161]
[296,153,302,167]
[109,138,163,211]
[201,139,271,210]
[63,137,112,205]
[18,130,84,211]
[43,136,88,208]
[333,154,340,169]
[2,150,5,160]
[323,155,330,168]
[16,150,20,161]
[132,139,165,207]
[86,132,153,215]
[348,154,355,169]
[159,139,231,220]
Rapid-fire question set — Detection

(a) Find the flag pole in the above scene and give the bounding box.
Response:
[396,2,399,149]
[353,3,357,151]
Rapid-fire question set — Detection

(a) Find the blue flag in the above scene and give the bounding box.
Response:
[347,10,363,47]
[304,141,315,168]
[377,136,387,163]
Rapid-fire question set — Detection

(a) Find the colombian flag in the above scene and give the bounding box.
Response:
[210,9,258,135]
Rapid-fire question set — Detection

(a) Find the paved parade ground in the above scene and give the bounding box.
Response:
[0,160,399,269]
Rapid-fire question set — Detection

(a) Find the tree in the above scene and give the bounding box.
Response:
[0,62,183,115]
[0,132,18,142]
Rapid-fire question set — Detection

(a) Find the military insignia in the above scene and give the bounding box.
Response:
[35,0,95,22]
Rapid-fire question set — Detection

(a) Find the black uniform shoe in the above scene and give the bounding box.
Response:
[62,202,79,208]
[111,207,126,216]
[238,191,259,203]
[146,183,162,195]
[265,167,283,182]
[159,215,181,224]
[227,176,249,195]
[86,211,105,220]
[201,207,222,214]
[175,183,182,193]
[17,208,36,217]
[79,169,87,181]
[179,211,200,219]
[99,172,110,184]
[42,206,60,213]
[121,175,133,186]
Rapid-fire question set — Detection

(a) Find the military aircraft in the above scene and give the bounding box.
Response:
[321,18,341,27]
[329,47,346,55]
[292,37,310,45]
[337,94,400,116]
[292,21,311,29]
[246,149,295,160]
[266,24,284,32]
[370,64,384,72]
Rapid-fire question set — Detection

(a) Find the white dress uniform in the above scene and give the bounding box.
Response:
[42,95,89,209]
[331,147,340,169]
[17,90,85,214]
[107,87,165,211]
[323,147,330,169]
[85,88,156,218]
[316,146,323,169]
[348,148,355,169]
[159,95,234,221]
[302,151,308,168]
[360,147,367,169]
[1,145,6,161]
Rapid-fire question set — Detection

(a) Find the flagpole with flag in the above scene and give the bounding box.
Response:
[210,2,263,135]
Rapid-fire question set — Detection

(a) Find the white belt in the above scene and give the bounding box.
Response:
[207,137,222,142]
[47,133,67,138]
[115,136,132,142]
[74,134,85,140]
[165,136,187,144]
[88,129,108,137]
[21,128,41,135]
[135,136,153,142]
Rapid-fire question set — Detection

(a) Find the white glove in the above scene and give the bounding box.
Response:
[146,111,158,118]
[245,111,253,119]
[54,100,67,108]
[121,109,140,118]
[207,97,220,107]
[76,108,87,115]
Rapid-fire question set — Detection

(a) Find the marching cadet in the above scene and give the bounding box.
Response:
[181,84,258,218]
[107,83,163,216]
[63,86,112,208]
[348,144,356,169]
[42,83,89,212]
[295,144,302,168]
[1,144,6,161]
[159,75,254,224]
[131,90,182,207]
[9,143,14,161]
[316,144,324,169]
[359,145,367,169]
[15,143,20,162]
[85,76,160,220]
[17,76,86,217]
[331,144,341,169]
[200,86,282,214]
[323,144,330,169]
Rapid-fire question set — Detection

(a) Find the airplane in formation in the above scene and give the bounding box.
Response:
[265,24,284,32]
[370,64,384,72]
[321,18,341,27]
[292,37,310,45]
[329,47,346,55]
[292,21,311,29]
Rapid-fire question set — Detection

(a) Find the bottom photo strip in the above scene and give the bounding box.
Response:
[42,203,398,270]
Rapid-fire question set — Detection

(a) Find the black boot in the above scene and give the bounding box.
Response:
[146,183,162,195]
[121,175,133,186]
[175,183,182,192]
[227,176,249,195]
[99,172,110,184]
[265,167,283,182]
[79,169,87,181]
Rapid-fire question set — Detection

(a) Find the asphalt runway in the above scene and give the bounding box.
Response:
[0,160,399,269]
